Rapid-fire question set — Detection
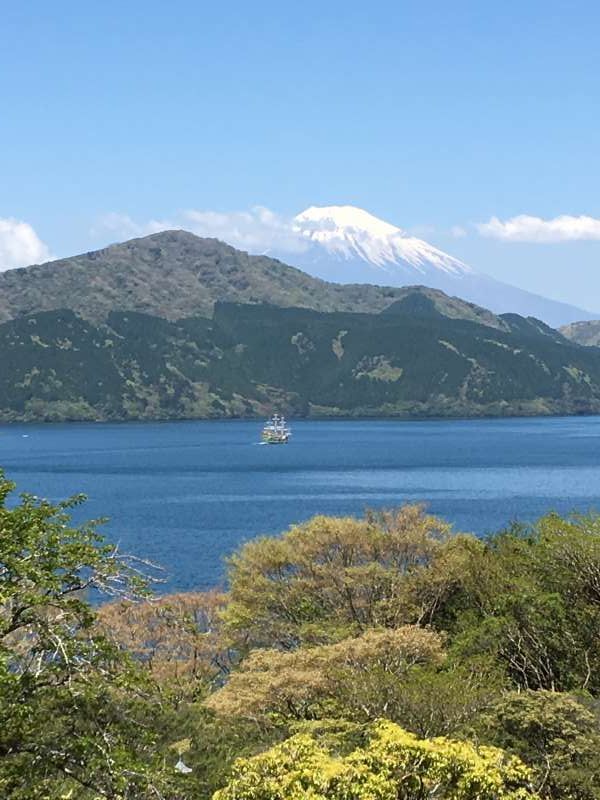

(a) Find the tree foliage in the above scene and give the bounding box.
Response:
[206,626,445,723]
[214,720,536,800]
[223,506,454,650]
[5,467,600,800]
[0,472,178,798]
[97,590,229,701]
[474,690,600,799]
[434,515,600,693]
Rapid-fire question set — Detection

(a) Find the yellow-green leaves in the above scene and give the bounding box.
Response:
[223,506,456,650]
[214,720,537,800]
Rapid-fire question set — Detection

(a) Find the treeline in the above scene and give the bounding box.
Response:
[1,473,600,798]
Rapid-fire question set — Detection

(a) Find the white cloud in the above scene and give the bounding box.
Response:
[0,218,52,271]
[184,206,308,253]
[93,206,309,254]
[91,213,173,239]
[478,214,600,243]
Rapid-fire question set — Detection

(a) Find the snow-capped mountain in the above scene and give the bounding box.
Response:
[272,205,598,327]
[294,205,471,276]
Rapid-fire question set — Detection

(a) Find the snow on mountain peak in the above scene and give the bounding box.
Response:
[293,204,471,275]
[296,205,402,239]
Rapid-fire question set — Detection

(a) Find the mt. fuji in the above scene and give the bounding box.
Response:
[294,205,470,276]
[270,205,597,327]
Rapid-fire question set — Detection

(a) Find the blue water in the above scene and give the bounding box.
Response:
[2,416,600,593]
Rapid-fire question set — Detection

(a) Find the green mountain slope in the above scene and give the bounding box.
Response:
[1,296,599,422]
[0,230,494,324]
[560,320,600,347]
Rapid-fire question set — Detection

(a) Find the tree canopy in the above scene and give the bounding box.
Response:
[206,626,445,723]
[214,720,536,800]
[222,506,456,650]
[3,467,600,799]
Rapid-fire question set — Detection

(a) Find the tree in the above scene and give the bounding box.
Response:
[0,472,178,799]
[213,719,537,800]
[474,690,600,800]
[97,590,229,702]
[206,626,445,723]
[444,517,600,693]
[377,658,505,739]
[206,626,503,740]
[222,506,455,651]
[529,513,600,692]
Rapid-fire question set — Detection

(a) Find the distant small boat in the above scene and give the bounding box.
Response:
[261,414,291,444]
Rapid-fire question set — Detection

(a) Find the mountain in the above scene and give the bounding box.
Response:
[273,205,598,327]
[560,320,600,347]
[3,227,600,424]
[0,230,505,327]
[2,290,600,422]
[1,224,593,330]
[294,205,470,276]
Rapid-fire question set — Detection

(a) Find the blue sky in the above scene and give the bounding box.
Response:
[2,1,600,309]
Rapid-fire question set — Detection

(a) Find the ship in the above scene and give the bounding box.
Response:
[261,414,291,444]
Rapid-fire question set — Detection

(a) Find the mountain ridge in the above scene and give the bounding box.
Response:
[0,229,504,328]
[560,320,600,347]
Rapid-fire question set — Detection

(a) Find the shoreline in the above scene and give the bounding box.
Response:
[2,409,600,427]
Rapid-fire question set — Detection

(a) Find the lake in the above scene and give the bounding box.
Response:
[2,416,600,593]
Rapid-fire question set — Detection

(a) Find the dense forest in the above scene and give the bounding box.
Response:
[3,294,600,422]
[1,470,600,798]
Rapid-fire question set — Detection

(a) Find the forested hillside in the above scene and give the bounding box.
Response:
[2,229,597,423]
[1,292,600,421]
[0,230,425,323]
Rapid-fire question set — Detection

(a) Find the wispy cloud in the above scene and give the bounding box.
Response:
[405,223,437,238]
[91,213,173,240]
[477,214,600,243]
[184,206,309,253]
[0,218,52,271]
[93,206,309,254]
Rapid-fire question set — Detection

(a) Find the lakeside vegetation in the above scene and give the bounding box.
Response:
[1,471,600,798]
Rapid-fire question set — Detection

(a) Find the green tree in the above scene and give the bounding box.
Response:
[474,690,600,800]
[441,517,600,693]
[0,471,177,799]
[223,506,456,651]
